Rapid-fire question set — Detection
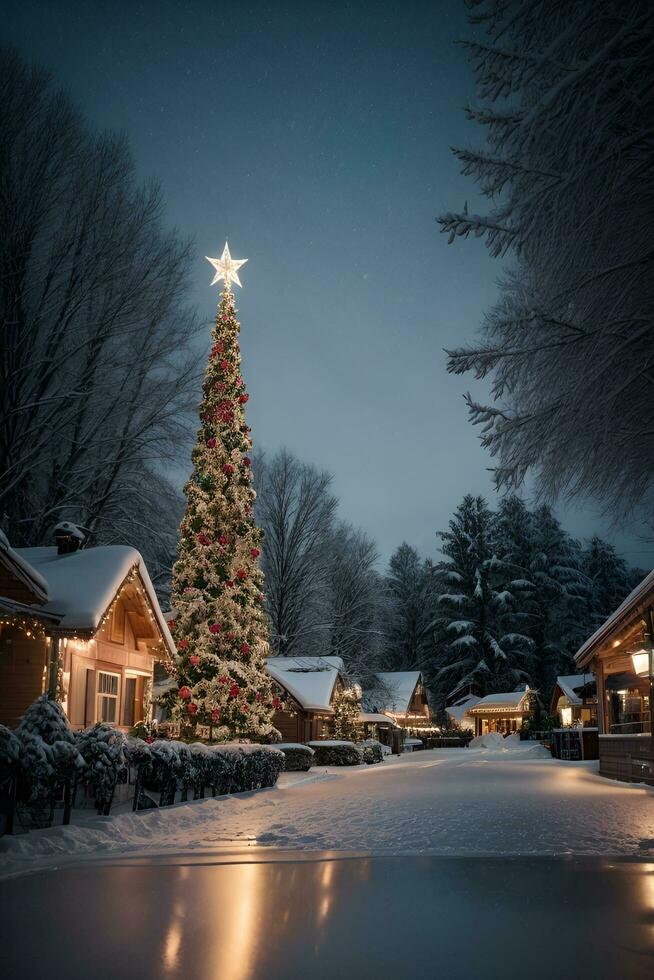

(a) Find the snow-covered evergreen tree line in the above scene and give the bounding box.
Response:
[385,495,641,711]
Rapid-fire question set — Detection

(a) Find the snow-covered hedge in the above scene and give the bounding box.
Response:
[124,739,285,805]
[277,743,314,772]
[308,740,363,766]
[359,740,384,765]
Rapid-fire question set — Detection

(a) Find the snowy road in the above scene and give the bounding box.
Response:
[4,747,654,878]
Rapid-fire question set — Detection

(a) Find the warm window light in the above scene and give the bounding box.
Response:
[560,706,573,726]
[632,650,650,676]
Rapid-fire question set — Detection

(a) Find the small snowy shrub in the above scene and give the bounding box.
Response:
[15,696,85,816]
[17,694,76,746]
[359,740,384,765]
[0,725,22,777]
[76,723,127,814]
[277,743,314,772]
[309,741,363,766]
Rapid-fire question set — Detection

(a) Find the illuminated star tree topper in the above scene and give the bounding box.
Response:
[205,242,248,289]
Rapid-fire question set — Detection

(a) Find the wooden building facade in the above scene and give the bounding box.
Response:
[575,569,654,785]
[0,528,175,731]
[466,689,536,736]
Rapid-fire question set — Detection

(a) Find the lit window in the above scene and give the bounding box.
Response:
[97,671,120,723]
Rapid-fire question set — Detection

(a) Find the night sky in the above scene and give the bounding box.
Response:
[4,0,650,567]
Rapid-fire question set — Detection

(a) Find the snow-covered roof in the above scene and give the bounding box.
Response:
[467,690,531,713]
[446,694,481,723]
[372,671,422,715]
[358,712,399,728]
[10,545,175,658]
[266,656,344,712]
[0,531,49,603]
[554,674,596,706]
[575,567,654,666]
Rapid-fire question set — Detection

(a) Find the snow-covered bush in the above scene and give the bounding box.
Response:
[14,696,85,821]
[308,740,363,766]
[0,724,22,777]
[359,740,384,765]
[16,694,76,746]
[277,743,314,772]
[76,723,127,814]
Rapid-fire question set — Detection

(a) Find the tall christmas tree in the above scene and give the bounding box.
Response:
[169,244,280,740]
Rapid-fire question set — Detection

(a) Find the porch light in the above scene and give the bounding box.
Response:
[632,649,651,677]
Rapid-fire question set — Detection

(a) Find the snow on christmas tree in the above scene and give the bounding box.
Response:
[169,244,280,741]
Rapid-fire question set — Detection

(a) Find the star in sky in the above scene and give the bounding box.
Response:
[205,242,248,288]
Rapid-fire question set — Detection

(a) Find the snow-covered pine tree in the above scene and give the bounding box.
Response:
[440,1,654,522]
[170,252,279,741]
[325,685,361,741]
[583,536,632,632]
[435,495,532,701]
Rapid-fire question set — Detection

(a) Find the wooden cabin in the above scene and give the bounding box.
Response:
[266,656,345,743]
[0,527,175,731]
[466,689,536,736]
[549,674,597,728]
[366,671,433,733]
[445,694,481,731]
[575,569,654,785]
[357,711,399,747]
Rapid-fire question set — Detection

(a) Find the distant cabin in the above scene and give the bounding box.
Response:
[0,527,175,730]
[465,689,536,737]
[365,671,432,732]
[445,694,481,731]
[266,656,345,743]
[549,674,597,728]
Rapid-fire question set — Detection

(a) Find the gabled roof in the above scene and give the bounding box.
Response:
[358,712,399,728]
[446,694,481,723]
[371,671,422,715]
[553,674,596,706]
[266,656,344,712]
[467,690,532,713]
[575,568,654,666]
[6,545,175,658]
[0,531,49,605]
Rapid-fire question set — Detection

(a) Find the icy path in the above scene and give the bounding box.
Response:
[3,747,654,878]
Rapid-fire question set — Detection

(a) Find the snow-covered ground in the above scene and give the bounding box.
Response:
[3,744,654,879]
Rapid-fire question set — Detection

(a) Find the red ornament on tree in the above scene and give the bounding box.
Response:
[206,437,217,449]
[242,456,251,467]
[240,642,250,654]
[222,463,235,476]
[188,702,198,715]
[211,708,221,721]
[238,393,249,404]
[197,532,211,546]
[219,359,230,371]
[250,547,260,558]
[229,683,241,699]
[178,639,189,651]
[209,622,222,634]
[219,534,229,546]
[179,686,192,700]
[190,655,200,667]
[236,568,247,581]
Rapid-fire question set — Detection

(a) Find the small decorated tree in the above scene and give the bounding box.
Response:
[169,244,279,740]
[326,684,362,741]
